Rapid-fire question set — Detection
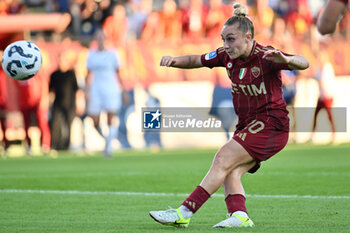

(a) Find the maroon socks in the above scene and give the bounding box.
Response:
[225,193,247,214]
[182,186,210,213]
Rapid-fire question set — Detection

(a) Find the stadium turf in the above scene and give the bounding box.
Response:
[0,144,349,233]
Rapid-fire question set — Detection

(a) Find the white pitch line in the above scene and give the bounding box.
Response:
[0,189,349,199]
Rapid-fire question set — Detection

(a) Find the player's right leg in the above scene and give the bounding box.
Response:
[149,207,191,228]
[88,89,104,139]
[200,138,255,194]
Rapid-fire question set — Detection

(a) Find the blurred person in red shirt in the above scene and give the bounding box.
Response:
[285,0,314,39]
[159,0,182,41]
[0,51,9,153]
[141,11,163,42]
[309,51,336,143]
[142,0,182,42]
[16,71,51,154]
[317,0,349,35]
[103,4,128,48]
[204,0,231,38]
[180,0,208,39]
[271,17,293,50]
[3,0,25,14]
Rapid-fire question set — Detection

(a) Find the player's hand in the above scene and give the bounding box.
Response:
[160,56,175,67]
[262,49,289,64]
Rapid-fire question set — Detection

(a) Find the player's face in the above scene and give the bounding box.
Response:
[221,24,252,59]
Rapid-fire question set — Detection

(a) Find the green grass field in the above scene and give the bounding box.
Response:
[1,143,350,233]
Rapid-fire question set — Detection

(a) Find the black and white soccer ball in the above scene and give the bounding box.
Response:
[1,40,42,81]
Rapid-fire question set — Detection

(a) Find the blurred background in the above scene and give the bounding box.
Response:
[0,0,349,156]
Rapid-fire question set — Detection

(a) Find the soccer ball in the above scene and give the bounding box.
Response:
[1,40,42,81]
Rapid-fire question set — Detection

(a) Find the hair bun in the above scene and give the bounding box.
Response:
[233,3,248,17]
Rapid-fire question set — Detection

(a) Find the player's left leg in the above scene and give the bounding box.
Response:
[309,98,323,142]
[104,112,117,156]
[213,161,256,228]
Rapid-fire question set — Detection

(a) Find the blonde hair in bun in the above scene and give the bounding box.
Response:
[225,3,254,38]
[233,3,249,17]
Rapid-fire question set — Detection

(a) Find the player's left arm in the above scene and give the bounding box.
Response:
[262,49,309,70]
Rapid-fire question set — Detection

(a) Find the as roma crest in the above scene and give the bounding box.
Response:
[251,66,260,78]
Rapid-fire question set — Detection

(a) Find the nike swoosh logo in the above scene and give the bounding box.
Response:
[174,220,187,225]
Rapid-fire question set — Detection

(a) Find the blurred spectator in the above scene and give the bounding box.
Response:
[309,51,336,143]
[141,11,162,42]
[339,8,350,37]
[142,0,182,42]
[256,0,275,35]
[269,0,289,17]
[70,0,84,36]
[285,0,314,39]
[5,0,26,14]
[180,0,208,39]
[76,0,112,36]
[282,70,298,143]
[49,51,78,150]
[56,0,70,12]
[271,17,293,50]
[144,89,162,150]
[204,0,231,38]
[86,29,124,156]
[117,89,133,149]
[159,0,182,41]
[16,71,51,154]
[0,51,9,154]
[103,4,128,47]
[126,0,152,40]
[317,0,349,35]
[209,84,237,140]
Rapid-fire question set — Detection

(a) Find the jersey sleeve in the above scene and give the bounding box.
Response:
[201,48,226,68]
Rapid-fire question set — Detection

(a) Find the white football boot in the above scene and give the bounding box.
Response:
[213,211,254,228]
[149,207,191,228]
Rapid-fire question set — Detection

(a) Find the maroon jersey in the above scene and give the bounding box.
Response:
[201,41,290,132]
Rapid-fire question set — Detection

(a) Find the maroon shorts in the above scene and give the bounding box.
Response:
[233,118,289,173]
[316,97,333,110]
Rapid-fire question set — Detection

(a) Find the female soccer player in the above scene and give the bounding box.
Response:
[86,29,124,156]
[150,3,309,228]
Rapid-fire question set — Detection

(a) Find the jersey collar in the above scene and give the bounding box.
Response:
[248,40,256,57]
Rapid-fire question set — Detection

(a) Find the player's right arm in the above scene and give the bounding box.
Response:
[160,55,203,69]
